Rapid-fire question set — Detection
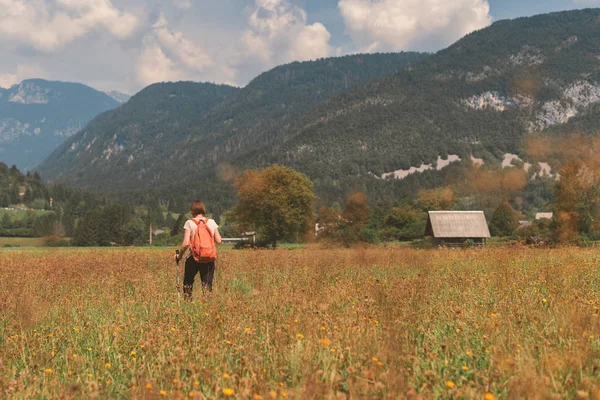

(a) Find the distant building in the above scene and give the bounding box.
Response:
[425,211,491,248]
[536,212,553,221]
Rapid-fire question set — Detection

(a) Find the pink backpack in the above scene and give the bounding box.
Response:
[190,219,217,263]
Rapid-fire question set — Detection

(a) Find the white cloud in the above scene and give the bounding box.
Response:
[338,0,492,52]
[136,44,180,87]
[151,15,213,71]
[0,0,138,52]
[0,65,46,88]
[243,0,332,67]
[172,0,193,9]
[136,14,218,86]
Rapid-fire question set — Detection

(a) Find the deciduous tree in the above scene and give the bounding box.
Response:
[234,165,315,248]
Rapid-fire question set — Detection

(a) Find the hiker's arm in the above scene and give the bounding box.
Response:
[214,229,222,244]
[176,228,191,260]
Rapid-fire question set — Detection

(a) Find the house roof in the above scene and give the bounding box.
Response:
[425,211,491,238]
[536,212,553,220]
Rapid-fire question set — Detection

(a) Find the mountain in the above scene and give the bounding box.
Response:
[105,91,131,103]
[40,81,242,186]
[39,52,426,195]
[40,9,600,213]
[242,8,600,203]
[0,79,120,171]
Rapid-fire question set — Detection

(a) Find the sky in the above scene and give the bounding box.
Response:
[0,0,598,94]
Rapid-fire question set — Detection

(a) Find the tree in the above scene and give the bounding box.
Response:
[123,217,146,246]
[316,206,341,240]
[101,204,132,245]
[73,208,103,246]
[146,200,165,228]
[341,192,369,224]
[553,160,600,243]
[234,165,315,248]
[32,213,58,237]
[9,186,19,205]
[382,198,427,241]
[171,213,187,236]
[489,203,516,237]
[1,213,12,229]
[164,212,176,229]
[419,187,456,211]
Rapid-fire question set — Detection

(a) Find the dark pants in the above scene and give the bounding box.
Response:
[183,257,215,298]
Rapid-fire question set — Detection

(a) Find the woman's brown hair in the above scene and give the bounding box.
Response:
[190,201,206,217]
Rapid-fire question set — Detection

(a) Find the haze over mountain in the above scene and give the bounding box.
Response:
[39,8,600,212]
[0,79,120,171]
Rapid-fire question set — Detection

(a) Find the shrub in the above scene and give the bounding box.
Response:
[44,235,70,247]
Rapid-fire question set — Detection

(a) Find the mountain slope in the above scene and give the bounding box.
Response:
[39,53,427,190]
[0,79,120,171]
[40,82,241,185]
[243,8,600,196]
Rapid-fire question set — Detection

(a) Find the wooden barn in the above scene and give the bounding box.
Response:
[425,211,491,248]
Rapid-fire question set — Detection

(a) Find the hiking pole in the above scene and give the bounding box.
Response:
[175,250,181,306]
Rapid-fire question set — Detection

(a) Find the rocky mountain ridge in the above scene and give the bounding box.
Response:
[0,79,120,171]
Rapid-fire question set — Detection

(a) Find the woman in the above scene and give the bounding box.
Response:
[174,201,222,298]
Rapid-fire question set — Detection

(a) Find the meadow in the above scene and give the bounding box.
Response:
[1,247,600,399]
[0,237,46,248]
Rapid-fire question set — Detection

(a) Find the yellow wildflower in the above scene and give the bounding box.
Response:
[223,388,235,396]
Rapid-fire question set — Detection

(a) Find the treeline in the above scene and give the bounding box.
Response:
[0,162,189,246]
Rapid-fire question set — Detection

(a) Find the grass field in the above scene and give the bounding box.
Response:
[0,237,46,247]
[1,247,600,399]
[0,209,54,220]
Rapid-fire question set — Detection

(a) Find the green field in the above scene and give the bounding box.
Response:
[0,237,46,247]
[0,208,54,220]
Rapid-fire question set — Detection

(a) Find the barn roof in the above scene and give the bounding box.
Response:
[425,211,491,238]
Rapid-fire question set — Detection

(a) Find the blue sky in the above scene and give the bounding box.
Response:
[0,0,597,93]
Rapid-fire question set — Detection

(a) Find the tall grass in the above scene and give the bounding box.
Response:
[1,247,599,398]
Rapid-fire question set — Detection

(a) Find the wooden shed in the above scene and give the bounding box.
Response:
[425,211,491,248]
